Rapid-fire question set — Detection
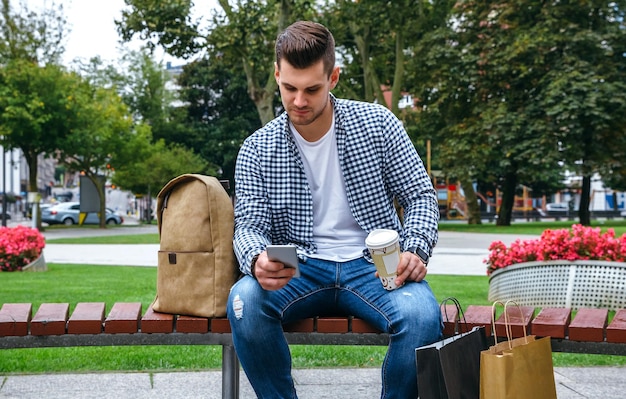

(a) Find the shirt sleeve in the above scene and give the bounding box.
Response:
[382,110,439,256]
[233,138,271,275]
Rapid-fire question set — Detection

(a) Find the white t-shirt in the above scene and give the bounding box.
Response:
[290,117,367,261]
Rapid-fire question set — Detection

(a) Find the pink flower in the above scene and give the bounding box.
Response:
[0,226,46,272]
[484,224,626,275]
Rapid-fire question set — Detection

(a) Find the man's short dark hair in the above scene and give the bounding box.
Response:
[275,21,335,76]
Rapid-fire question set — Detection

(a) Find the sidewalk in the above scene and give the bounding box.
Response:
[3,225,625,398]
[2,365,625,398]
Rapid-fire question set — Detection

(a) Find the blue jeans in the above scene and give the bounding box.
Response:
[226,257,442,398]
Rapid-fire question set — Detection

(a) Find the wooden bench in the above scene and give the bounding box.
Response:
[2,302,626,399]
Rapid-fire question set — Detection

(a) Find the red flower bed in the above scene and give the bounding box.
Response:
[0,226,46,272]
[485,224,626,275]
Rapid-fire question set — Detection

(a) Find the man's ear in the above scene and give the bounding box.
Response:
[329,66,340,89]
[274,62,280,84]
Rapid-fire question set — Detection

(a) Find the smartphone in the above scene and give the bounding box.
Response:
[266,245,301,278]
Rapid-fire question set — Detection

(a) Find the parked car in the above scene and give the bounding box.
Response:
[546,203,570,212]
[41,202,124,226]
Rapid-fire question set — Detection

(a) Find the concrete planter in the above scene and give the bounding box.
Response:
[488,260,626,310]
[21,254,47,272]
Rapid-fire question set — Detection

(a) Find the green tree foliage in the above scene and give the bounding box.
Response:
[175,54,262,191]
[111,136,212,197]
[116,50,178,143]
[536,4,626,224]
[55,82,138,228]
[323,0,454,115]
[0,0,67,64]
[414,0,626,225]
[117,0,202,59]
[74,51,217,197]
[117,0,315,124]
[0,59,79,192]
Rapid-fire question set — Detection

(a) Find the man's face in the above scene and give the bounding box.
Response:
[275,59,339,130]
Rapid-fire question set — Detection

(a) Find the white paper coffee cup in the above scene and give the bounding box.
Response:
[365,229,401,290]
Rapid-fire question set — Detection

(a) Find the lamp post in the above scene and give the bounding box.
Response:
[2,144,6,227]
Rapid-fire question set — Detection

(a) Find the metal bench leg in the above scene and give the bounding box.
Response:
[222,344,240,399]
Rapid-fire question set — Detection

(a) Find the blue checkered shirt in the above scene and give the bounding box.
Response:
[233,96,439,275]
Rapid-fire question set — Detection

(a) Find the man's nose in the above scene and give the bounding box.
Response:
[294,91,307,107]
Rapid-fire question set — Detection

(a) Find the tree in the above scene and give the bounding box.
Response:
[0,59,79,193]
[537,4,626,225]
[117,0,315,124]
[175,54,262,191]
[0,0,67,65]
[115,50,178,143]
[55,81,137,228]
[322,0,454,114]
[413,1,626,225]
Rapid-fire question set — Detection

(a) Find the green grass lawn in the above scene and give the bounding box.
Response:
[2,264,625,373]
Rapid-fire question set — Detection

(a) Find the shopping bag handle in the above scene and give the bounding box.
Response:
[440,297,469,334]
[490,300,529,348]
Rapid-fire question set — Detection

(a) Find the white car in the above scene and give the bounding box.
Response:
[546,203,570,212]
[41,202,124,225]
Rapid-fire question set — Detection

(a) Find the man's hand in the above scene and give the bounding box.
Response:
[394,251,428,285]
[252,251,297,290]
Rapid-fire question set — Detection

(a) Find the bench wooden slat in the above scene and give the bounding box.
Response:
[494,305,534,338]
[209,318,229,333]
[607,309,626,344]
[317,317,349,333]
[104,302,142,334]
[0,303,32,337]
[68,302,106,334]
[31,303,69,336]
[569,308,608,342]
[284,318,315,332]
[141,307,174,333]
[351,318,381,333]
[531,308,571,339]
[176,315,209,333]
[463,305,493,337]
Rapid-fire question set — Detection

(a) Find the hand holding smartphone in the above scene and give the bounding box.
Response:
[266,245,301,278]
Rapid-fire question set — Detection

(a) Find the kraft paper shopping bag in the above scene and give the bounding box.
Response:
[479,301,557,399]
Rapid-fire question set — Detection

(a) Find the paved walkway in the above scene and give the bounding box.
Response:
[40,223,539,276]
[2,222,625,398]
[3,366,626,398]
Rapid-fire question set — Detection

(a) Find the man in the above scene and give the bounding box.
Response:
[227,21,442,398]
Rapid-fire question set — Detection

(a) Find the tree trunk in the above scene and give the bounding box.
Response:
[254,91,276,125]
[497,172,517,226]
[579,174,591,226]
[24,150,43,230]
[390,29,405,116]
[460,177,482,224]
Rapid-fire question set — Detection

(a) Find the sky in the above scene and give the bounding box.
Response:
[24,0,219,66]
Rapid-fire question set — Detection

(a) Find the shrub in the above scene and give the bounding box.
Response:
[484,224,626,275]
[0,226,46,272]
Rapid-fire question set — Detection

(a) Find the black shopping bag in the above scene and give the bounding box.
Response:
[416,326,488,399]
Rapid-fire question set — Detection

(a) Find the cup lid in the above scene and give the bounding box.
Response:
[365,229,399,248]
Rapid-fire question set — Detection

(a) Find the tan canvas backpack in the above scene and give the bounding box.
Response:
[152,174,239,318]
